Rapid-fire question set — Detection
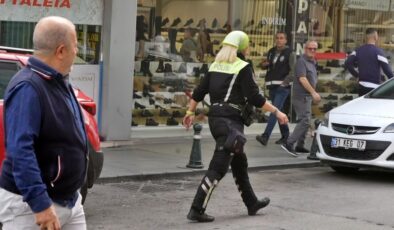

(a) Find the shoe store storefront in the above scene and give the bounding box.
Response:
[133,0,394,129]
[1,0,394,140]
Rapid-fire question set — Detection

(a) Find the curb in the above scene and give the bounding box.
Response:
[96,161,323,184]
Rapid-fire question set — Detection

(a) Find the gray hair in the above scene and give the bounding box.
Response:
[33,16,75,55]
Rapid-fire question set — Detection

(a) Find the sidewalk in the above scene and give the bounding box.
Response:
[98,124,321,182]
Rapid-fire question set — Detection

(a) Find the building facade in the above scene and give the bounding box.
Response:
[1,0,393,140]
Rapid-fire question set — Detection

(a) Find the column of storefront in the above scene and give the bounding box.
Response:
[100,0,136,140]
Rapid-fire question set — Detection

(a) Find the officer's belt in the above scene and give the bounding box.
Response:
[211,102,241,111]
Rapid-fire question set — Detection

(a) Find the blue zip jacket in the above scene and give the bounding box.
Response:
[345,44,393,85]
[0,57,87,212]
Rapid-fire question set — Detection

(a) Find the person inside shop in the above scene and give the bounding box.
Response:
[281,40,321,157]
[182,30,289,222]
[0,16,88,230]
[344,28,393,96]
[256,31,294,146]
[180,28,199,62]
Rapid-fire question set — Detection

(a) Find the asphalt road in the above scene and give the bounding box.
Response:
[84,166,394,230]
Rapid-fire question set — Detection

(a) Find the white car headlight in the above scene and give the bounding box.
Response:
[384,123,394,133]
[320,112,330,127]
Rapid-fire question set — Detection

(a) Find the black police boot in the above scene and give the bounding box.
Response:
[187,208,215,222]
[247,197,270,216]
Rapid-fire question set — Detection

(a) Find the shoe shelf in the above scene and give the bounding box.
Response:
[132,58,212,126]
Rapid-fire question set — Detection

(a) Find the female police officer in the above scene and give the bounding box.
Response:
[183,31,289,222]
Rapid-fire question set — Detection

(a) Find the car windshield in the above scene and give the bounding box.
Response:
[0,61,21,99]
[368,79,394,99]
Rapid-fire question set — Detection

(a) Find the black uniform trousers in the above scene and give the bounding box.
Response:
[191,116,258,213]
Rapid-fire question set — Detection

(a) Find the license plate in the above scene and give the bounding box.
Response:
[331,137,366,151]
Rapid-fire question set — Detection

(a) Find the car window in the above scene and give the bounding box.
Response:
[0,61,21,99]
[369,79,394,99]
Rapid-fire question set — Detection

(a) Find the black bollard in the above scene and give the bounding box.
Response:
[307,119,321,160]
[186,123,204,168]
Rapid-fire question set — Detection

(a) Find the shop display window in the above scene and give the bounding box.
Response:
[0,21,35,49]
[76,25,102,64]
[309,1,394,119]
[132,0,289,127]
[0,21,101,65]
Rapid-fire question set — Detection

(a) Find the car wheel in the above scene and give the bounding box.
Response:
[330,165,359,174]
[80,181,88,204]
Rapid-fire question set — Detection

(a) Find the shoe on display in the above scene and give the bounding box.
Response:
[141,109,154,117]
[145,118,159,126]
[131,120,138,126]
[142,89,154,98]
[340,95,353,100]
[134,102,146,109]
[244,19,255,28]
[170,17,181,27]
[167,87,176,93]
[172,110,184,118]
[233,18,241,28]
[281,143,299,157]
[163,98,173,104]
[247,197,270,216]
[166,116,179,126]
[295,146,310,154]
[196,18,206,28]
[161,17,170,27]
[326,60,340,67]
[211,18,218,28]
[156,60,165,73]
[149,98,155,105]
[256,134,268,146]
[320,68,331,74]
[323,94,338,100]
[183,18,194,27]
[199,63,209,76]
[176,62,187,73]
[164,63,173,73]
[275,136,287,145]
[159,108,170,116]
[133,92,142,99]
[192,67,200,77]
[140,59,153,77]
[187,209,215,222]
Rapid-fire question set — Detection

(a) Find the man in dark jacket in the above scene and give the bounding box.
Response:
[0,16,87,230]
[256,32,294,146]
[345,28,393,96]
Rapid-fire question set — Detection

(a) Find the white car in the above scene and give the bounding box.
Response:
[316,78,394,173]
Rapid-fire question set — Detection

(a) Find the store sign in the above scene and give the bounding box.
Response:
[0,0,70,8]
[345,0,390,11]
[0,0,103,25]
[294,0,310,54]
[260,17,286,26]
